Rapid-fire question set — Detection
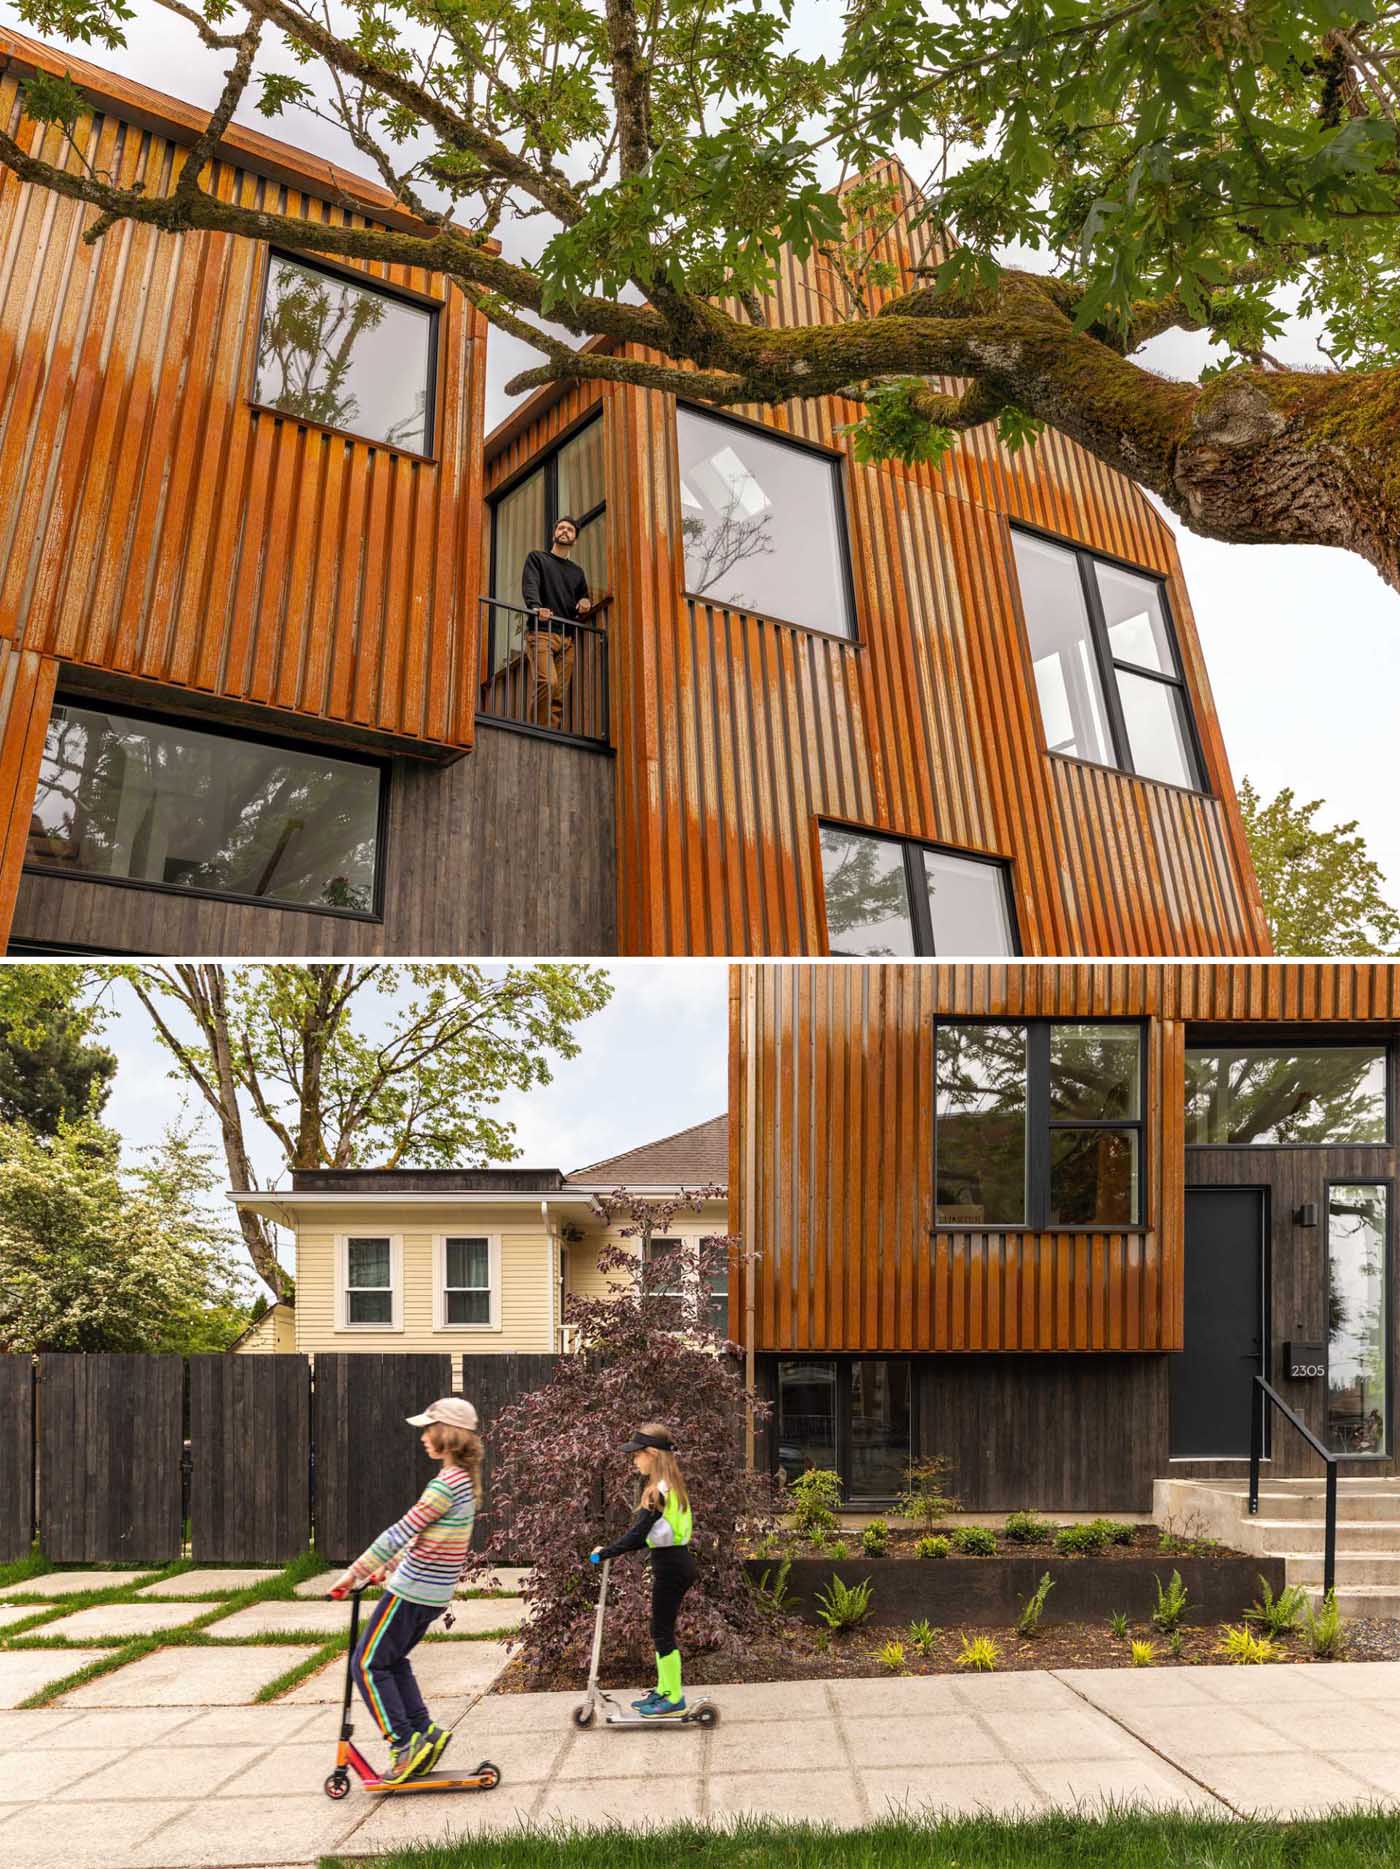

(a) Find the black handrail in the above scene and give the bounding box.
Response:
[477,595,610,745]
[1249,1374,1337,1598]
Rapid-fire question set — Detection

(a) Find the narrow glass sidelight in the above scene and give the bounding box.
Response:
[1326,1184,1389,1455]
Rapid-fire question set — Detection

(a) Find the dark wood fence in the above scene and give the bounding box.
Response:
[313,1354,454,1564]
[37,1354,184,1563]
[190,1356,312,1564]
[0,1358,34,1561]
[462,1353,558,1554]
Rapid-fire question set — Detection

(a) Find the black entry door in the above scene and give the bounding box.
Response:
[1170,1188,1266,1458]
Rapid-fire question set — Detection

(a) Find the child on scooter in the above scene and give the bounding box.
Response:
[589,1422,696,1718]
[330,1396,482,1784]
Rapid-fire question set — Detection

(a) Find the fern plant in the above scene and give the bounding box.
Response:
[1151,1570,1190,1634]
[829,1540,851,1560]
[1244,1575,1308,1638]
[749,1556,792,1615]
[814,1573,873,1632]
[877,1638,908,1673]
[1303,1588,1348,1660]
[916,1535,951,1559]
[1130,1639,1157,1667]
[955,1633,1000,1672]
[1015,1571,1056,1638]
[1108,1609,1129,1639]
[908,1617,939,1655]
[1219,1624,1281,1664]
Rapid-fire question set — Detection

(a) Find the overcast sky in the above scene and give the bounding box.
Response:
[7,1,1397,898]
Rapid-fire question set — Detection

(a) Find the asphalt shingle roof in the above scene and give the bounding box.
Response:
[567,1114,728,1188]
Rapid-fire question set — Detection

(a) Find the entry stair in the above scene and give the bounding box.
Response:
[1154,1476,1400,1620]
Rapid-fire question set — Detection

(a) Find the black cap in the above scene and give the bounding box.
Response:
[621,1430,674,1453]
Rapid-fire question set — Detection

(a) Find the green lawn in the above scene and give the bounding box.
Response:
[322,1810,1400,1869]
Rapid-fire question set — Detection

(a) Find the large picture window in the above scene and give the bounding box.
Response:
[1327,1183,1389,1455]
[936,1022,1145,1227]
[254,253,436,453]
[27,702,382,915]
[489,416,607,668]
[1185,1046,1389,1146]
[677,407,854,637]
[776,1358,911,1500]
[1011,528,1204,791]
[818,823,1016,956]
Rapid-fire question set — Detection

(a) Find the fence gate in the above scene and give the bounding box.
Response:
[190,1355,312,1564]
[37,1355,183,1563]
[0,1358,34,1562]
[313,1354,453,1563]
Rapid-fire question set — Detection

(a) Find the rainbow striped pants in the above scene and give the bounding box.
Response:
[352,1591,441,1744]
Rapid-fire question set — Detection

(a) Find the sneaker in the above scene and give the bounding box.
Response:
[631,1690,659,1710]
[382,1731,428,1785]
[414,1721,452,1776]
[637,1692,686,1719]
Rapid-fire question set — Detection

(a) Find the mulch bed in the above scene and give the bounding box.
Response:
[756,1525,1242,1563]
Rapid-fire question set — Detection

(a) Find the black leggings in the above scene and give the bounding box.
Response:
[649,1548,696,1655]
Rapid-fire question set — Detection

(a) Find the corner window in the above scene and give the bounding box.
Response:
[819,823,1016,956]
[935,1022,1145,1227]
[1326,1183,1389,1455]
[489,416,607,669]
[341,1235,401,1329]
[254,252,436,453]
[1185,1046,1390,1146]
[677,407,854,637]
[1011,529,1204,791]
[436,1235,499,1330]
[28,702,382,915]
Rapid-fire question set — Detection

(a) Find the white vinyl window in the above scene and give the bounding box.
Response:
[338,1235,402,1330]
[434,1235,501,1330]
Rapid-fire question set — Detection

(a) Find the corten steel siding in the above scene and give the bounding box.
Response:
[0,56,486,753]
[729,963,1400,1358]
[480,163,1267,957]
[0,640,55,932]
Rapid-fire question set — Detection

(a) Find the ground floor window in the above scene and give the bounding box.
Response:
[1327,1182,1390,1455]
[776,1358,912,1500]
[819,822,1016,957]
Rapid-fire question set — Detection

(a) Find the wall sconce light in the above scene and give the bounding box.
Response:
[1294,1202,1319,1228]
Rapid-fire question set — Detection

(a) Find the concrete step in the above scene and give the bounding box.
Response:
[1158,1477,1400,1523]
[1304,1584,1400,1621]
[1285,1552,1400,1587]
[1252,1518,1400,1552]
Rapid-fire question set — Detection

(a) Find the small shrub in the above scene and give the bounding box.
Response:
[1157,1511,1221,1557]
[1015,1571,1055,1638]
[1130,1639,1157,1667]
[916,1535,950,1560]
[897,1454,960,1531]
[1219,1624,1281,1665]
[951,1525,998,1556]
[1088,1518,1136,1546]
[1003,1510,1052,1544]
[877,1638,908,1673]
[1303,1589,1348,1660]
[908,1617,939,1655]
[1108,1609,1129,1639]
[813,1628,831,1654]
[955,1633,999,1672]
[1245,1575,1308,1638]
[1166,1629,1184,1659]
[861,1520,890,1557]
[814,1573,873,1632]
[1151,1570,1190,1635]
[829,1539,850,1560]
[1054,1523,1107,1556]
[749,1557,791,1614]
[789,1468,842,1543]
[751,1531,780,1560]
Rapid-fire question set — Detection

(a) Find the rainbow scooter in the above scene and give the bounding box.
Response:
[323,1584,501,1799]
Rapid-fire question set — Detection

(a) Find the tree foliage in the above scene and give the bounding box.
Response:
[0,1118,253,1352]
[3,0,1399,585]
[1239,776,1400,956]
[471,1233,773,1687]
[0,964,115,1134]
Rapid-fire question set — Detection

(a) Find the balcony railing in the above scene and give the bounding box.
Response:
[477,596,610,747]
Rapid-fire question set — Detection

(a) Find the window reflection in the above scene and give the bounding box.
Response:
[1327,1185,1388,1455]
[254,255,434,452]
[935,1025,1028,1224]
[819,824,1014,957]
[777,1360,837,1483]
[819,825,916,956]
[1184,1048,1388,1145]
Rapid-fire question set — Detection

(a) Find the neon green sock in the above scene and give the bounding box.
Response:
[656,1648,683,1703]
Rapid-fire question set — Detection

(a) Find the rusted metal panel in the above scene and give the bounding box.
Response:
[0,641,56,935]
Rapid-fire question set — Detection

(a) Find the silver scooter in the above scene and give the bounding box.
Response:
[571,1558,720,1729]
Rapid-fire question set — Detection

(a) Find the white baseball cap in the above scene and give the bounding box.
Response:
[406,1396,479,1431]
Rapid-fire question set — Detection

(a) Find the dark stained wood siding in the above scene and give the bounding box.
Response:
[189,1354,312,1563]
[0,1356,33,1561]
[36,1354,183,1562]
[312,1353,453,1563]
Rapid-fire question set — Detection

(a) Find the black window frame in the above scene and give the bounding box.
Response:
[1323,1176,1393,1461]
[934,1017,1149,1231]
[25,691,390,923]
[773,1354,916,1505]
[488,409,607,599]
[1010,520,1209,796]
[675,401,861,644]
[251,247,443,462]
[1183,1028,1396,1151]
[817,818,1020,957]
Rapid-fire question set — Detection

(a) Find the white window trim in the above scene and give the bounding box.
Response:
[433,1233,502,1332]
[336,1233,403,1333]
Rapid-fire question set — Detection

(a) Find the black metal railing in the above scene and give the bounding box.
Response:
[1249,1374,1337,1597]
[477,596,610,746]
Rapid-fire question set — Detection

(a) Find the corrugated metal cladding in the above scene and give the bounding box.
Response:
[0,66,487,751]
[0,639,55,932]
[729,963,1400,1356]
[491,164,1269,957]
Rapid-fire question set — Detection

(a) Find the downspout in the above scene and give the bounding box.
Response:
[743,968,758,1471]
[542,1199,555,1352]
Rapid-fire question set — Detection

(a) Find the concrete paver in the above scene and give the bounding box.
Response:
[532,1773,703,1826]
[707,1716,847,1773]
[708,1768,865,1825]
[461,1567,532,1596]
[982,1708,1141,1763]
[860,1761,1044,1817]
[0,1746,111,1801]
[61,1646,319,1708]
[281,1637,509,1704]
[0,1571,154,1600]
[139,1571,281,1598]
[42,1602,209,1640]
[0,1708,84,1746]
[444,1596,527,1633]
[166,1706,325,1746]
[27,1708,205,1748]
[0,1649,110,1708]
[0,1605,49,1632]
[1176,1749,1382,1818]
[0,1795,184,1868]
[1024,1757,1224,1813]
[64,1743,266,1802]
[1249,1699,1400,1750]
[211,1602,357,1639]
[843,1711,1005,1769]
[128,1794,361,1867]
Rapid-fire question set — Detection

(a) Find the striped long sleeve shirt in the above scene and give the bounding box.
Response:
[348,1465,477,1608]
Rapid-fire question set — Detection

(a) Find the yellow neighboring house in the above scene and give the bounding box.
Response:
[228,1117,729,1363]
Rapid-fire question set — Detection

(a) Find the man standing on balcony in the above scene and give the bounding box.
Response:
[521,517,591,733]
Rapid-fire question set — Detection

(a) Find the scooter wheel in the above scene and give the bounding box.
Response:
[695,1705,720,1727]
[324,1771,351,1801]
[476,1763,501,1790]
[571,1704,595,1729]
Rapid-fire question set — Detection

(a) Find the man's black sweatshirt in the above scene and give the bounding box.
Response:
[521,550,589,620]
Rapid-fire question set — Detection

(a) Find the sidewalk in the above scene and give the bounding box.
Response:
[2,1660,1399,1867]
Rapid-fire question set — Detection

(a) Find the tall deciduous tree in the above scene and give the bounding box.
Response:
[123,963,612,1297]
[0,964,115,1134]
[4,3,1399,584]
[1239,777,1400,956]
